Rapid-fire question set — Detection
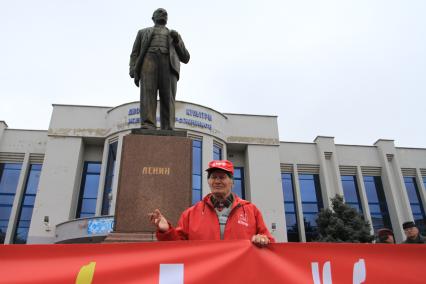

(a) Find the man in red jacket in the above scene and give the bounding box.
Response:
[149,160,275,246]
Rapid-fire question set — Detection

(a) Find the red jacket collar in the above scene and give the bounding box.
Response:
[202,193,250,210]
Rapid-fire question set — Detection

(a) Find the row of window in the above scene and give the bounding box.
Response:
[75,141,118,219]
[281,173,426,242]
[3,141,425,244]
[403,177,426,234]
[0,163,42,244]
[282,174,323,242]
[74,143,426,242]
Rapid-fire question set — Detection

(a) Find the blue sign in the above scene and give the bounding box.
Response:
[87,217,114,235]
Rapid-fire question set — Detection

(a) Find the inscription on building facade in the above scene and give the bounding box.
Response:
[127,107,212,130]
[142,167,171,175]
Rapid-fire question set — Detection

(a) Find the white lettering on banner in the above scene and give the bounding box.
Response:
[159,264,184,284]
[353,259,366,284]
[311,261,332,284]
[311,259,366,284]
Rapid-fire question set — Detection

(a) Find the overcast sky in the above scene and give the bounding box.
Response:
[1,0,425,147]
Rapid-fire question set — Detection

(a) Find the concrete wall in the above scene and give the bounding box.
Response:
[48,105,110,138]
[0,129,47,154]
[83,144,104,162]
[336,145,381,166]
[397,147,426,168]
[225,114,279,146]
[279,142,319,165]
[28,136,85,243]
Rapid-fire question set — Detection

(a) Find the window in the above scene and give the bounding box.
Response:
[404,177,426,235]
[299,174,323,242]
[0,163,22,243]
[102,141,118,215]
[341,175,363,213]
[363,176,392,232]
[213,144,222,160]
[232,167,245,199]
[281,173,299,242]
[13,164,41,244]
[76,162,101,218]
[192,139,202,205]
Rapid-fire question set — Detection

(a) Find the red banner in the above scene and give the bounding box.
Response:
[0,241,425,284]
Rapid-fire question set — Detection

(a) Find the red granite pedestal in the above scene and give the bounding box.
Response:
[104,132,192,243]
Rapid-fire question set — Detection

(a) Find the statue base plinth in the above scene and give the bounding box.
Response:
[131,128,187,137]
[107,133,192,243]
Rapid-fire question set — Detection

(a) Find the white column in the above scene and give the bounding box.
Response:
[245,145,286,242]
[27,137,84,244]
[415,169,426,214]
[313,136,344,208]
[374,139,409,243]
[201,135,213,198]
[0,121,7,142]
[109,133,125,215]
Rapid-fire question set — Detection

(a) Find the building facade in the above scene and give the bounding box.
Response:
[0,101,425,244]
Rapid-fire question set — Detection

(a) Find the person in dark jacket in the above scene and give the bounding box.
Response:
[376,228,395,244]
[402,221,426,244]
[149,160,275,247]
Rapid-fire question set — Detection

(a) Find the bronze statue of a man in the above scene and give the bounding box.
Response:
[129,8,190,130]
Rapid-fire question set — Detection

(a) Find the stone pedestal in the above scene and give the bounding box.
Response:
[104,132,192,243]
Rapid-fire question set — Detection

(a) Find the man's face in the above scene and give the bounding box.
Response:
[152,9,168,25]
[404,226,419,240]
[208,170,233,200]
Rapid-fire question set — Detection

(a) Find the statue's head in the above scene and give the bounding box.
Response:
[152,8,168,25]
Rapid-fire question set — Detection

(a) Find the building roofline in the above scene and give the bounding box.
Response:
[335,143,377,148]
[52,103,112,109]
[224,112,278,118]
[280,140,426,150]
[280,140,384,149]
[314,135,335,140]
[396,146,426,151]
[6,128,48,133]
[0,121,8,127]
[106,101,136,113]
[280,141,315,145]
[374,138,395,145]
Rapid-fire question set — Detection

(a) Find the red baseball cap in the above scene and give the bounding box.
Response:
[206,160,234,175]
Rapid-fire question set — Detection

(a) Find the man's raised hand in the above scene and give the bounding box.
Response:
[148,209,170,232]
